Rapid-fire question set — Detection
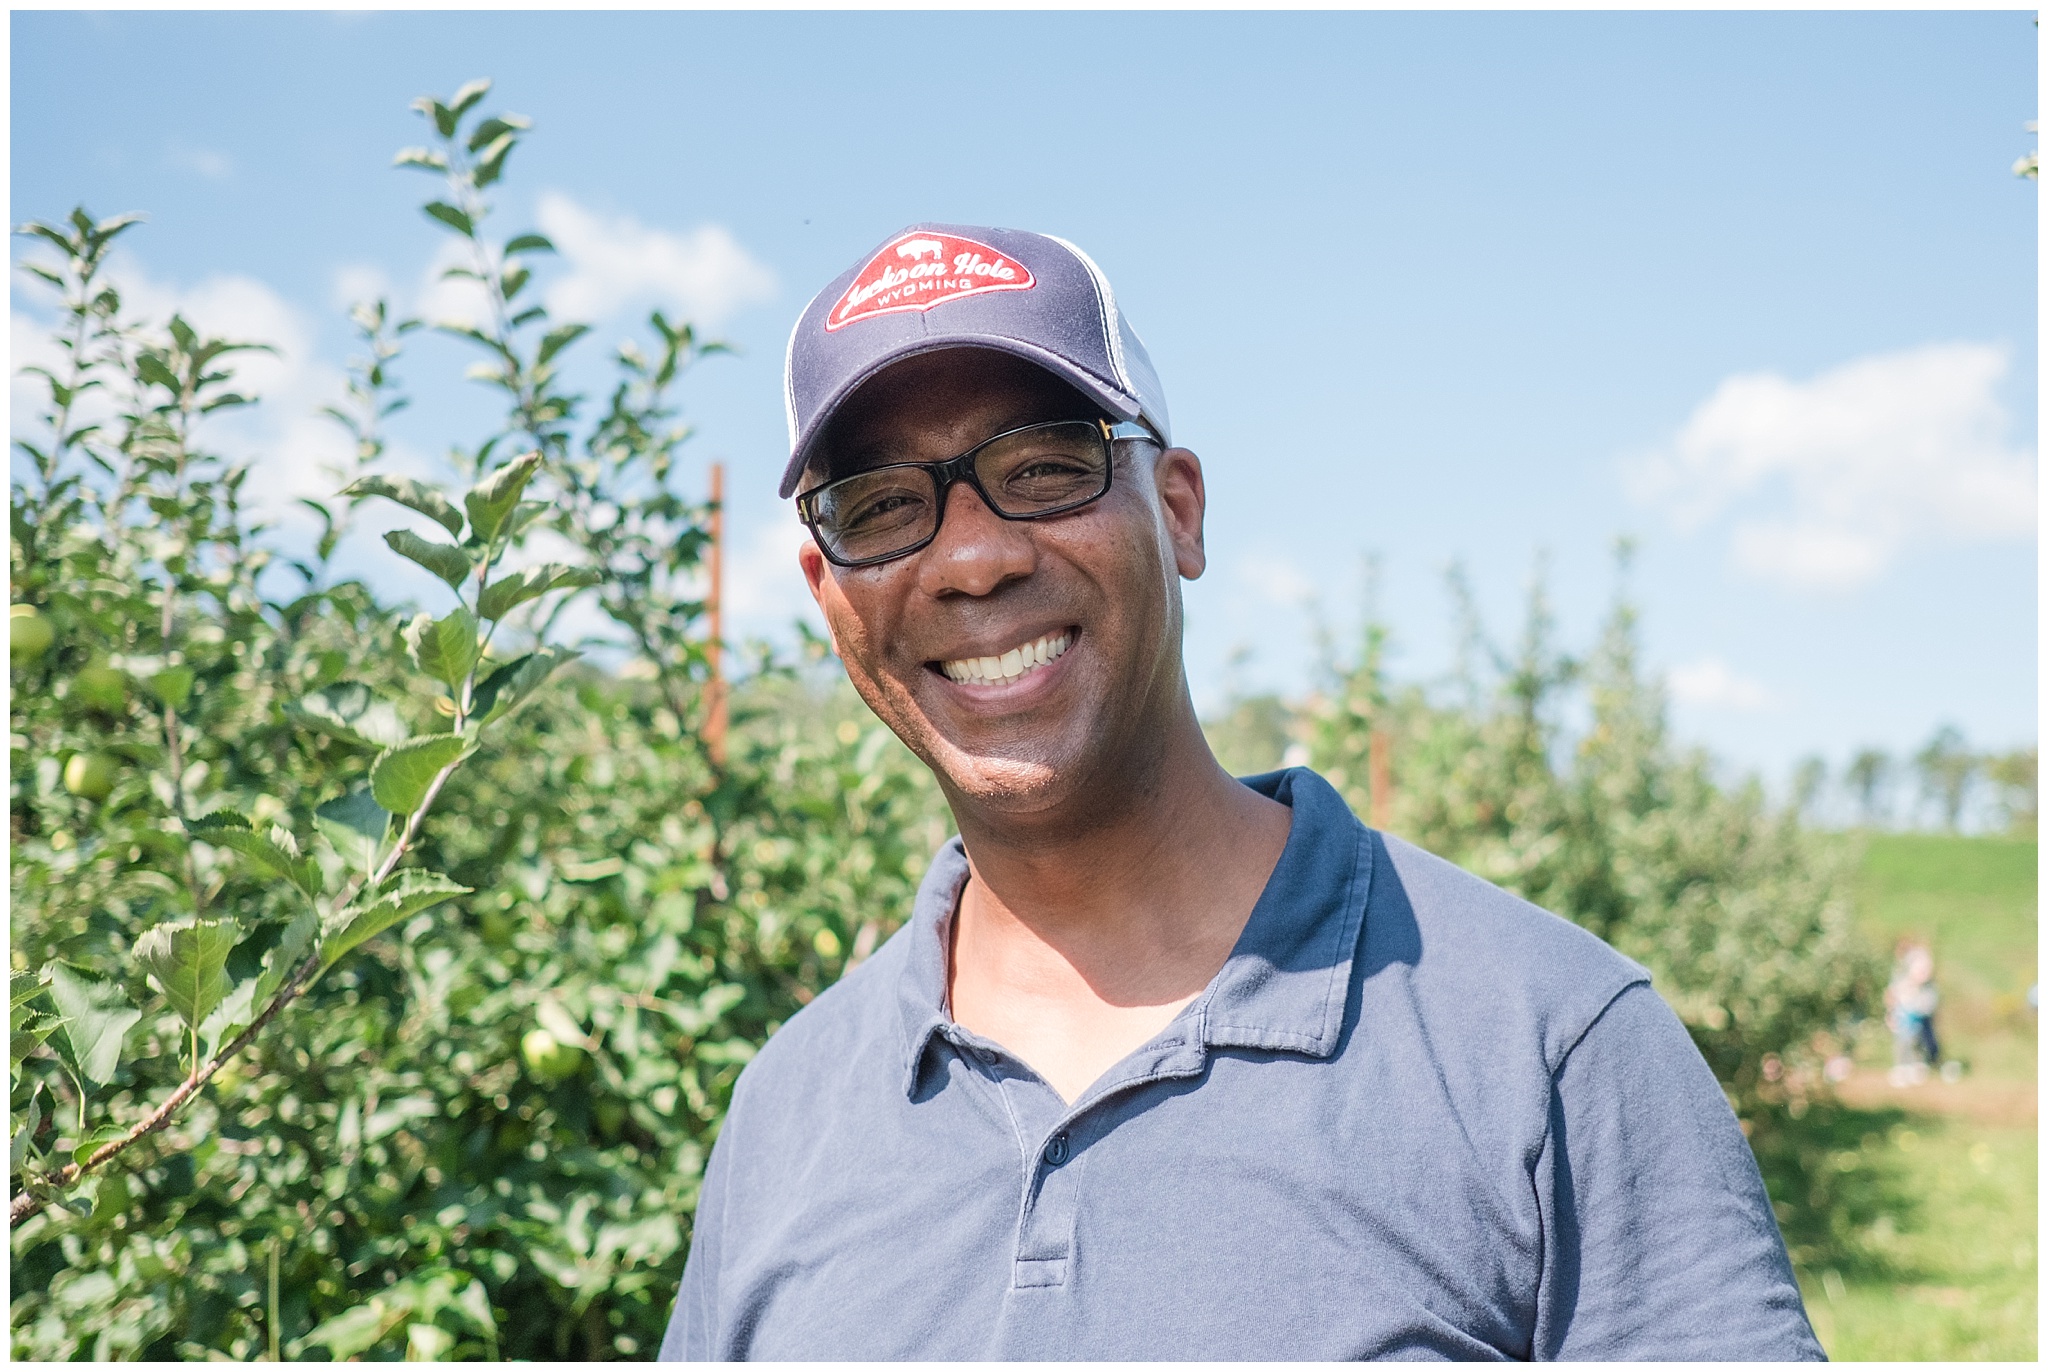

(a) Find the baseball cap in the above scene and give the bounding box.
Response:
[779,223,1173,498]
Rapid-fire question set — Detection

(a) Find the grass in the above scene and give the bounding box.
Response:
[1791,831,2038,1361]
[1799,1113,2036,1360]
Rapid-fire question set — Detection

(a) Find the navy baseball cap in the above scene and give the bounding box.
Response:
[779,223,1173,498]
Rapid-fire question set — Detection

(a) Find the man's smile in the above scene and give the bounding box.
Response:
[932,628,1076,688]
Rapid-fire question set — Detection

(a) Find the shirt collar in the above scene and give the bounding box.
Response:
[895,767,1374,1099]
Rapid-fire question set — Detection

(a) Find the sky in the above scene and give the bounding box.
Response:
[10,10,2038,815]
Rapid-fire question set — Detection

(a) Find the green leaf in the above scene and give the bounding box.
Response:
[383,529,473,589]
[470,647,578,729]
[369,735,468,816]
[466,115,526,152]
[314,789,391,877]
[412,96,457,138]
[403,607,481,688]
[12,1008,58,1086]
[448,78,492,118]
[321,870,472,967]
[477,563,602,621]
[12,970,47,1009]
[70,1123,128,1169]
[504,233,555,256]
[145,666,195,710]
[198,977,258,1061]
[252,909,318,1011]
[423,202,475,237]
[501,500,552,542]
[44,964,141,1088]
[11,1085,45,1171]
[302,1300,405,1361]
[134,918,241,1030]
[536,323,590,366]
[463,451,543,545]
[188,812,322,900]
[392,146,448,172]
[338,475,464,537]
[293,682,410,749]
[473,136,519,190]
[135,353,181,394]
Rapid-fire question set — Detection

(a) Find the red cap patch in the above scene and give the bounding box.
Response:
[825,231,1036,332]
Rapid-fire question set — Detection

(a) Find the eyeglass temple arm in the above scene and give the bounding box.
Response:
[1108,419,1165,446]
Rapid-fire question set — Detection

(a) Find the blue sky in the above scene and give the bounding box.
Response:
[11,10,2037,811]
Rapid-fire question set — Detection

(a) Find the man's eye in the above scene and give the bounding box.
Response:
[838,486,929,532]
[1013,458,1089,479]
[1001,456,1101,503]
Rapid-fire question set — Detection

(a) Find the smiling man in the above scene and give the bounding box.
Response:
[659,224,1823,1361]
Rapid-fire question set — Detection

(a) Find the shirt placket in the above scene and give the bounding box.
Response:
[947,1025,1213,1297]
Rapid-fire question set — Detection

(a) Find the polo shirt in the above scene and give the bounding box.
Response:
[660,767,1823,1361]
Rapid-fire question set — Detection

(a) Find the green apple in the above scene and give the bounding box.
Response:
[70,663,128,714]
[812,927,843,959]
[521,1028,583,1084]
[63,751,118,801]
[480,905,516,944]
[10,605,54,665]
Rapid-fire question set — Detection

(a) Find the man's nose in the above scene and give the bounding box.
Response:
[915,479,1036,598]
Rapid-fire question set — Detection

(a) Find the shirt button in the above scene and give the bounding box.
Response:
[1042,1132,1071,1166]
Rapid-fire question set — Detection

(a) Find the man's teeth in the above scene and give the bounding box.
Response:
[940,631,1072,686]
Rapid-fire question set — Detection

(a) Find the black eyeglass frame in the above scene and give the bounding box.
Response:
[797,416,1161,568]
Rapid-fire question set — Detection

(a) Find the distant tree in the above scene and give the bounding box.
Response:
[1982,747,2038,836]
[1790,755,1828,824]
[1912,725,1977,831]
[1843,749,1893,828]
[1203,693,1297,778]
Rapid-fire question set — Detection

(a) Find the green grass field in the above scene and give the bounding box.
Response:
[1795,832,2038,1361]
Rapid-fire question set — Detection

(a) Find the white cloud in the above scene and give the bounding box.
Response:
[534,193,776,330]
[1628,342,2037,590]
[11,308,63,444]
[12,251,355,536]
[385,194,776,342]
[1666,656,1776,712]
[164,141,233,181]
[724,505,824,638]
[412,235,492,333]
[1238,553,1317,607]
[329,262,394,314]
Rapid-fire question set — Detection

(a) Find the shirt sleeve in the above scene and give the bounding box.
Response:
[1534,981,1826,1361]
[659,1117,735,1361]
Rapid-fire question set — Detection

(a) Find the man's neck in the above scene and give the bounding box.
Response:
[941,703,1293,1099]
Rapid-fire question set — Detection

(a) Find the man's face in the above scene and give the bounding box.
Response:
[797,349,1207,821]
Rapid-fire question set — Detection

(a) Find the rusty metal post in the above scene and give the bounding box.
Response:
[706,462,727,767]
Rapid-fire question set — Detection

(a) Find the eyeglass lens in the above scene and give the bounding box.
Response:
[809,420,1110,564]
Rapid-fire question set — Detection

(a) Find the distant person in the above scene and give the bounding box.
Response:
[660,224,1823,1360]
[1886,939,1942,1086]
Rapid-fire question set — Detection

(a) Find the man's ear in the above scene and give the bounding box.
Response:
[797,536,846,658]
[1153,446,1207,581]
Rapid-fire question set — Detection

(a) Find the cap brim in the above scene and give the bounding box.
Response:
[777,334,1142,499]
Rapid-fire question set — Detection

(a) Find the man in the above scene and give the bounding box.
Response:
[660,224,1823,1360]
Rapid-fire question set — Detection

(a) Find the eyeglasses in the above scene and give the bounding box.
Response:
[797,417,1157,568]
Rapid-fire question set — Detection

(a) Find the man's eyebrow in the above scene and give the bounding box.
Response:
[833,408,1090,475]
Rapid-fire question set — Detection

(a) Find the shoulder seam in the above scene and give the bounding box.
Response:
[1547,973,1655,1080]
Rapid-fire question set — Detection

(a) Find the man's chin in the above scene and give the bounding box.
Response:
[917,734,1095,820]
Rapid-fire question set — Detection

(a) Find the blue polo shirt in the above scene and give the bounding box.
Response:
[661,768,1822,1360]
